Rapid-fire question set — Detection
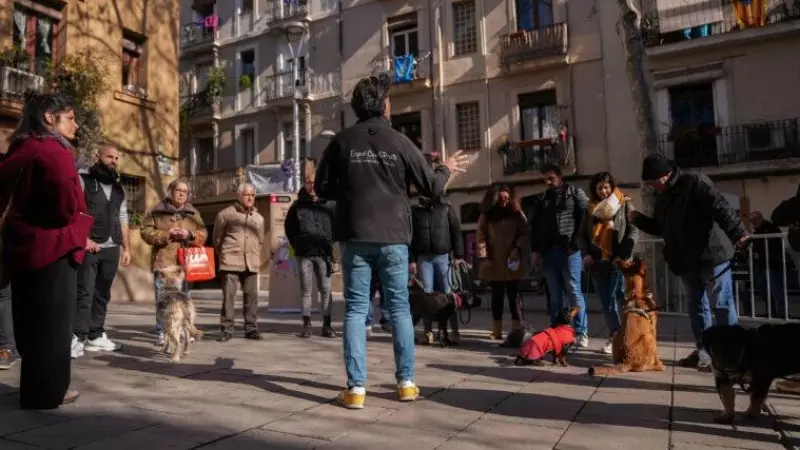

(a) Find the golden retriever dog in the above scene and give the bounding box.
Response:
[156,269,203,362]
[589,257,665,376]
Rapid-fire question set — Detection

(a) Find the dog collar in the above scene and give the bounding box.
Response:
[627,308,653,321]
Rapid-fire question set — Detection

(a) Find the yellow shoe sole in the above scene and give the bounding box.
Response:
[397,385,420,402]
[338,390,366,409]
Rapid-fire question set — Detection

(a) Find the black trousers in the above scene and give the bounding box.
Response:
[12,256,77,409]
[490,281,520,321]
[75,246,120,340]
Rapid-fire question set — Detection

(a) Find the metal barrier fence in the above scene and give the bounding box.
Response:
[480,234,799,322]
[636,234,799,322]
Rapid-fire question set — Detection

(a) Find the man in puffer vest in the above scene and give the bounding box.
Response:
[410,195,464,344]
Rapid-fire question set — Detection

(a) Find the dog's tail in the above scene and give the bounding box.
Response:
[587,364,630,376]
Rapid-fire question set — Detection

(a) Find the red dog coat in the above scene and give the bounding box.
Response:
[519,324,576,361]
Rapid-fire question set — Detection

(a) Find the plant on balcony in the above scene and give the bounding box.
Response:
[129,211,143,228]
[205,66,226,104]
[239,74,252,90]
[44,51,110,161]
[179,103,192,137]
[0,46,30,70]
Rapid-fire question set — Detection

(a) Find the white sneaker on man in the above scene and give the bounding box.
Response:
[602,338,614,354]
[84,333,122,352]
[71,335,84,359]
[576,334,589,348]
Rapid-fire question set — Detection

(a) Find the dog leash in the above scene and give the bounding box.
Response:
[703,241,751,287]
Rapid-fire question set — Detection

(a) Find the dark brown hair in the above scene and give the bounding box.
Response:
[588,171,618,202]
[480,183,521,213]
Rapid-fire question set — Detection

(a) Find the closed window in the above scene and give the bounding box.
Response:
[452,0,477,56]
[456,101,481,150]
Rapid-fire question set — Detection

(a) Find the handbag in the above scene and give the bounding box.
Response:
[177,245,217,282]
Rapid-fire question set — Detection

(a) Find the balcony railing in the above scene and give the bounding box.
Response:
[0,63,46,101]
[180,90,218,118]
[503,139,562,175]
[500,22,568,66]
[263,70,340,102]
[180,21,218,47]
[266,0,309,23]
[658,118,800,168]
[238,11,254,34]
[190,168,244,199]
[642,0,800,48]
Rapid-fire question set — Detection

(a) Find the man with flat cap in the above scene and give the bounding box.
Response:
[628,154,749,371]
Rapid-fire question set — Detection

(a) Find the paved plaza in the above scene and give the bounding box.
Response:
[0,295,799,449]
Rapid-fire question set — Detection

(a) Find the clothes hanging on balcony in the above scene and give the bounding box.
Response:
[203,15,219,29]
[393,54,416,84]
[733,0,767,29]
[681,24,711,40]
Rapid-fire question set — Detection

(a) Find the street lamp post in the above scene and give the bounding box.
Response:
[284,21,307,193]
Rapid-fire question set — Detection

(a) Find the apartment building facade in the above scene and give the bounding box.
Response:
[184,0,800,263]
[0,0,181,301]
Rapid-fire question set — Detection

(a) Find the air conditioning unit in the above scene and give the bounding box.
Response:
[0,66,44,97]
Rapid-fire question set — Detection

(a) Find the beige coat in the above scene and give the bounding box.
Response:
[140,200,208,272]
[477,207,529,281]
[213,202,265,273]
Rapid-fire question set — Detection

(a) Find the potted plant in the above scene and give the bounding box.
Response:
[205,66,226,105]
[129,211,143,228]
[239,74,252,90]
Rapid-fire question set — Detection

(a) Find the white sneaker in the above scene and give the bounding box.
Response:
[366,327,374,338]
[576,334,589,348]
[84,333,122,352]
[71,335,84,359]
[602,338,613,354]
[155,332,165,346]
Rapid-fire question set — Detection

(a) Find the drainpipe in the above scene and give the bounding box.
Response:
[481,5,491,182]
[429,0,445,158]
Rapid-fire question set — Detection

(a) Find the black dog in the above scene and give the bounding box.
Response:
[514,306,579,366]
[702,323,800,424]
[409,279,458,347]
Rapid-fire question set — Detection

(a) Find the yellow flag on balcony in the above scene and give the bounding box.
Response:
[733,0,767,29]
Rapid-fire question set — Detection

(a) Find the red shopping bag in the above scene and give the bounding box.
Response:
[178,246,216,282]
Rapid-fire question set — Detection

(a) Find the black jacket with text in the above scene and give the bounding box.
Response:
[314,116,451,245]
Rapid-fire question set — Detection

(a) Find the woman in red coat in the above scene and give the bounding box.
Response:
[0,93,93,409]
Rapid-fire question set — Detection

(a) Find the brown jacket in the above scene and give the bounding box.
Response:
[213,202,265,273]
[140,200,208,272]
[477,206,529,281]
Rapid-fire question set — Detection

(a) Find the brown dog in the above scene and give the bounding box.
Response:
[156,269,203,362]
[588,257,665,376]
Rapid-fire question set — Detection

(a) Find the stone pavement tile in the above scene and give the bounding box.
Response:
[671,407,784,450]
[463,366,543,386]
[201,429,329,450]
[484,389,585,430]
[0,437,41,449]
[767,403,800,448]
[425,381,515,411]
[317,423,450,450]
[555,414,669,450]
[261,403,393,440]
[378,400,483,434]
[75,405,292,450]
[5,411,157,449]
[520,380,597,401]
[0,409,70,437]
[673,387,750,411]
[239,385,337,412]
[438,417,563,450]
[579,391,670,421]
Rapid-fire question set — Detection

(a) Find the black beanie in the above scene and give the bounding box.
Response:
[641,154,673,181]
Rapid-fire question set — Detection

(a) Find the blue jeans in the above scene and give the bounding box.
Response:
[366,293,390,327]
[153,273,189,334]
[542,248,587,335]
[589,260,623,337]
[342,242,414,387]
[679,262,738,350]
[0,285,17,356]
[417,253,459,332]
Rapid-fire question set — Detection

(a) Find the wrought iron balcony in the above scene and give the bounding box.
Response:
[500,22,568,67]
[374,51,432,86]
[658,118,800,168]
[642,0,800,48]
[180,90,219,120]
[263,70,340,102]
[180,20,219,53]
[0,56,48,117]
[190,168,245,199]
[503,139,562,175]
[266,0,309,24]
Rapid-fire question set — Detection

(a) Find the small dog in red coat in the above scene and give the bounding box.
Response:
[514,306,581,367]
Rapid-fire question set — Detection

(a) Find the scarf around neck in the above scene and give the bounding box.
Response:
[589,188,625,260]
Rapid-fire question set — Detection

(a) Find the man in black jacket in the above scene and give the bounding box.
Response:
[285,169,336,339]
[410,195,464,344]
[631,155,748,370]
[75,145,131,356]
[314,74,469,409]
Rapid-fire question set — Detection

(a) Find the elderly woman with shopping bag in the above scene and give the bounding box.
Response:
[140,178,209,345]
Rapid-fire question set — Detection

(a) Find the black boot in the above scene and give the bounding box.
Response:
[322,315,336,338]
[300,315,312,338]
